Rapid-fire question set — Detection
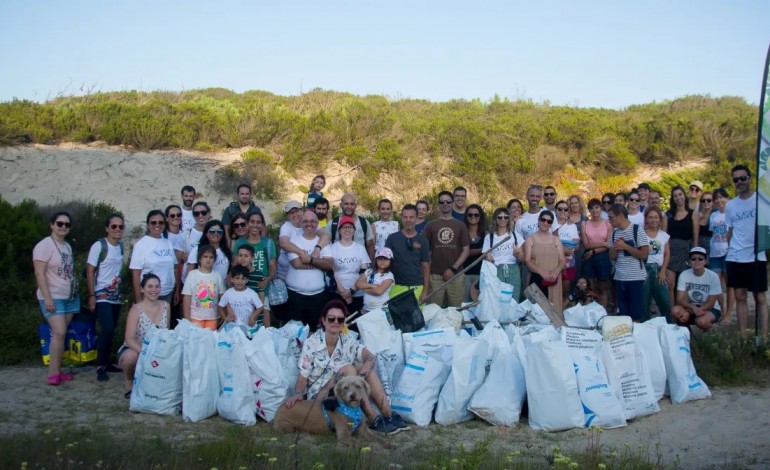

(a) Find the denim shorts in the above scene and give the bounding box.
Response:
[709,256,726,273]
[39,298,80,319]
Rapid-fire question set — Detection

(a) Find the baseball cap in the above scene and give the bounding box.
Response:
[338,215,356,227]
[689,246,707,256]
[283,200,302,212]
[375,247,393,259]
[689,181,704,191]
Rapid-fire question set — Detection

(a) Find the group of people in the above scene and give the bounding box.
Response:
[32,166,767,431]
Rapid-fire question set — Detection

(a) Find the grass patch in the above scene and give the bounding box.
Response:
[690,327,770,387]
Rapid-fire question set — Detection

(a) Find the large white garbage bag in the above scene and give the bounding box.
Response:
[130,328,183,416]
[244,327,290,422]
[267,321,309,396]
[525,339,584,431]
[476,261,514,322]
[435,332,489,425]
[216,327,256,425]
[600,332,660,420]
[179,321,219,422]
[634,321,667,401]
[658,325,711,404]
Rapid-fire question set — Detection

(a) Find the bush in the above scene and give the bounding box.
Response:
[212,149,288,202]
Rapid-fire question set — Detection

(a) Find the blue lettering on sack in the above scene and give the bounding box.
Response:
[585,383,608,392]
[223,387,234,392]
[405,363,426,371]
[391,405,413,412]
[391,391,416,404]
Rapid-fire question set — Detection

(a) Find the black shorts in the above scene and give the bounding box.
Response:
[726,261,768,293]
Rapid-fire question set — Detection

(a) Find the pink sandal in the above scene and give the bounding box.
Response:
[47,374,62,386]
[58,372,73,382]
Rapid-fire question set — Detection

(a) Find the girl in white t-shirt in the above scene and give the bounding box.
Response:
[642,206,671,322]
[182,245,225,330]
[356,247,396,312]
[372,198,400,251]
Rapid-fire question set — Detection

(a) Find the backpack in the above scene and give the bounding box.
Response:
[84,238,124,288]
[612,224,645,269]
[330,215,369,243]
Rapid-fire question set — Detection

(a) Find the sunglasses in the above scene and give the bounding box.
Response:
[406,237,414,251]
[689,257,706,262]
[466,213,480,219]
[629,198,639,202]
[497,215,510,220]
[193,210,209,217]
[167,213,181,218]
[54,221,71,228]
[149,220,165,226]
[733,175,749,183]
[539,218,553,225]
[233,222,247,229]
[689,187,702,192]
[602,200,612,204]
[544,192,556,197]
[438,200,453,205]
[325,316,345,324]
[701,198,712,203]
[556,207,569,212]
[109,224,125,230]
[208,228,224,235]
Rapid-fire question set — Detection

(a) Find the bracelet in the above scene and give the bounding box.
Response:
[315,245,322,250]
[449,266,458,273]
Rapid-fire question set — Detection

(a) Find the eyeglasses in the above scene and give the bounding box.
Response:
[193,210,209,217]
[539,218,553,225]
[406,237,414,251]
[325,316,346,324]
[302,219,318,224]
[149,220,165,226]
[556,207,569,212]
[167,213,181,218]
[208,228,224,235]
[689,257,706,262]
[701,198,712,203]
[544,192,556,197]
[109,224,125,230]
[54,221,71,228]
[497,215,510,220]
[628,198,639,202]
[233,222,247,229]
[689,186,702,193]
[733,175,749,183]
[602,200,612,204]
[438,200,453,205]
[454,194,466,198]
[466,213,480,219]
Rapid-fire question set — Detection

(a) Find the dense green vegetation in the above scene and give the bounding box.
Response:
[0,89,757,209]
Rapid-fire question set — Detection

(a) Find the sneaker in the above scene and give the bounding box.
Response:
[385,413,410,433]
[58,372,74,382]
[105,364,123,373]
[97,368,109,382]
[369,415,398,435]
[47,374,61,386]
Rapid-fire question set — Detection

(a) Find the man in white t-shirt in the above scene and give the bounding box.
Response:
[608,203,649,321]
[725,164,768,340]
[180,185,196,238]
[671,247,722,331]
[514,185,544,241]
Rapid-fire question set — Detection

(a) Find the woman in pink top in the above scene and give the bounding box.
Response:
[580,199,612,307]
[33,211,79,386]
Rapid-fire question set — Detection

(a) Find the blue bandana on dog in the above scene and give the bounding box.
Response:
[321,397,364,432]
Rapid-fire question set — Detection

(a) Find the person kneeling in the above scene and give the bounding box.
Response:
[279,299,409,435]
[671,247,722,331]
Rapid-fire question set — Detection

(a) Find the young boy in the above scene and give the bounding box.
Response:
[219,265,266,328]
[182,245,225,330]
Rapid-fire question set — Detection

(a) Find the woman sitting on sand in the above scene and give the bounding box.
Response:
[118,274,169,399]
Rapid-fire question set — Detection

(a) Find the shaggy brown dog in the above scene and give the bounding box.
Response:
[274,375,373,445]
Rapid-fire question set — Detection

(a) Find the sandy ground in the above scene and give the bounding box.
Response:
[0,364,768,468]
[1,143,769,467]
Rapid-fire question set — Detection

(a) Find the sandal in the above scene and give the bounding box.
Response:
[124,390,132,399]
[47,374,62,386]
[58,372,74,382]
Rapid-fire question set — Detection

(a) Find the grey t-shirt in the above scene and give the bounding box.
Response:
[385,231,430,286]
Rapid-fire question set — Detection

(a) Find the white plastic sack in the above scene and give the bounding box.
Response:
[564,302,607,328]
[476,261,514,322]
[562,328,626,429]
[525,302,552,325]
[130,328,183,416]
[525,339,585,431]
[267,321,309,395]
[658,325,711,404]
[633,322,667,401]
[391,330,454,426]
[427,307,464,332]
[244,327,290,422]
[216,327,256,425]
[468,321,526,426]
[435,332,490,425]
[600,332,660,420]
[420,304,442,324]
[356,309,393,353]
[374,329,404,398]
[180,321,219,422]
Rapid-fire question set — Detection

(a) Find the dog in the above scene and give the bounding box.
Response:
[274,375,386,446]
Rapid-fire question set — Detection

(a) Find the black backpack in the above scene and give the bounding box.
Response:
[83,238,124,288]
[330,215,369,242]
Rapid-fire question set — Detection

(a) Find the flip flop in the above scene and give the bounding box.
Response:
[124,390,132,399]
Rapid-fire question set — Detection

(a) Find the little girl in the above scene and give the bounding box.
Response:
[306,175,325,209]
[372,199,400,251]
[356,247,395,312]
[182,245,225,330]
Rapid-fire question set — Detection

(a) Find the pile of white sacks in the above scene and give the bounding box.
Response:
[128,261,712,431]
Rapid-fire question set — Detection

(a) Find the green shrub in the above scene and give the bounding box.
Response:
[212,149,288,202]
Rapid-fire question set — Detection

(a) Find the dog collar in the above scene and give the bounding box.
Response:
[322,397,364,432]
